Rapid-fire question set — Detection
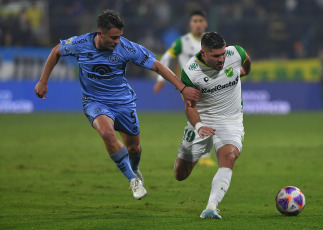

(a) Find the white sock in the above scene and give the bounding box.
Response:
[206,167,232,210]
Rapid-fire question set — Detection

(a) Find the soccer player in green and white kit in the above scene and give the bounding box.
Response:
[154,10,216,166]
[174,32,251,219]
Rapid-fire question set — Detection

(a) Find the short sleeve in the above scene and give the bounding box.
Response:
[60,36,78,56]
[167,38,182,58]
[181,69,197,89]
[123,40,156,69]
[234,45,247,65]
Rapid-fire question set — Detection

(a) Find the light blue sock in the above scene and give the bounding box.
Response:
[110,146,137,182]
[129,153,141,171]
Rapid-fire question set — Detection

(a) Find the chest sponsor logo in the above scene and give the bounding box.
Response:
[108,54,120,64]
[188,63,198,71]
[201,76,239,94]
[140,52,149,65]
[88,64,112,79]
[204,77,209,82]
[72,38,87,45]
[224,67,234,77]
[121,43,137,54]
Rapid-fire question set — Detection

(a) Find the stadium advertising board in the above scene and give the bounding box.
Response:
[0,81,321,113]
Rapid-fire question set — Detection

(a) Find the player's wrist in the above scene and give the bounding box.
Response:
[195,122,204,132]
[180,85,187,93]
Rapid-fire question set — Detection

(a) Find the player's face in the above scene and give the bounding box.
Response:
[190,15,208,36]
[97,28,123,50]
[201,46,226,70]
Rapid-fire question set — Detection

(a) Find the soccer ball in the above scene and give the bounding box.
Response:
[275,186,305,216]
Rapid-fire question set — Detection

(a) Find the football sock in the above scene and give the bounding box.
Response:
[110,146,137,182]
[206,167,232,210]
[129,152,141,171]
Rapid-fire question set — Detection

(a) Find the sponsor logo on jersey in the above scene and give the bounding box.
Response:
[189,63,198,71]
[72,38,87,45]
[204,77,209,82]
[121,43,137,54]
[108,54,120,64]
[140,52,149,65]
[66,38,72,44]
[226,50,234,57]
[201,76,239,94]
[88,64,113,79]
[224,67,234,77]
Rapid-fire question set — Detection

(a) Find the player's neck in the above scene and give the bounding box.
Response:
[191,32,203,40]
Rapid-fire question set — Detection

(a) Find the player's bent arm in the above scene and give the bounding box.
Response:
[151,60,199,103]
[240,54,251,78]
[184,101,215,138]
[35,43,62,99]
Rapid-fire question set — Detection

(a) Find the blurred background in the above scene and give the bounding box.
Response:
[0,0,322,113]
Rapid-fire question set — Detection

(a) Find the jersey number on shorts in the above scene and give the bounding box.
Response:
[183,129,196,142]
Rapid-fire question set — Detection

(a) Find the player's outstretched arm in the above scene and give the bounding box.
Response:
[151,60,199,105]
[240,54,251,78]
[35,43,62,99]
[184,100,215,139]
[153,52,174,94]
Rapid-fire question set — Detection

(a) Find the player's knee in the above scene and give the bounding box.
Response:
[174,169,189,181]
[223,151,238,167]
[127,144,141,155]
[98,128,117,145]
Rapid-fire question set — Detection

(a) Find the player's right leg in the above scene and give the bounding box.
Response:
[83,101,146,199]
[175,124,213,181]
[93,115,146,199]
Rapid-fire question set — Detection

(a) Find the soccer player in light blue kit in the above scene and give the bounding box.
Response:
[34,10,199,200]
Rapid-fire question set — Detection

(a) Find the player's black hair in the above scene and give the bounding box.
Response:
[97,9,125,31]
[201,32,226,49]
[190,10,207,19]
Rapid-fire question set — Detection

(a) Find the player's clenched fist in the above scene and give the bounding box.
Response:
[181,86,200,106]
[34,81,48,100]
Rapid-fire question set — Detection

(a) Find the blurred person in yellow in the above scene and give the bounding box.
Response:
[26,1,43,32]
[154,10,215,166]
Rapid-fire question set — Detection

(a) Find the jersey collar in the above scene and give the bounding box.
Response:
[195,52,212,68]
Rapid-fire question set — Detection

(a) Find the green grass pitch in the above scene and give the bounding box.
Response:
[1,112,322,229]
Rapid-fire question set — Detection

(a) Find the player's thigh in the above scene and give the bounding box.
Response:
[213,123,245,158]
[83,100,115,128]
[177,124,213,163]
[174,157,197,179]
[112,102,140,136]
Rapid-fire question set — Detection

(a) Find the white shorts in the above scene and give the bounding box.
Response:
[177,122,245,162]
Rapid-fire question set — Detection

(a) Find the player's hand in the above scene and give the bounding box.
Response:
[181,86,199,107]
[153,81,165,94]
[197,126,216,139]
[34,81,48,100]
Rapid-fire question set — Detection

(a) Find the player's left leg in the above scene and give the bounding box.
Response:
[119,132,144,185]
[201,144,240,219]
[174,157,197,181]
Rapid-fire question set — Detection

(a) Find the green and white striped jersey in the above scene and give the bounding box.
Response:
[181,45,247,124]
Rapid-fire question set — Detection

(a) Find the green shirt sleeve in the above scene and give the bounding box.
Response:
[181,69,197,89]
[168,38,182,57]
[234,45,247,65]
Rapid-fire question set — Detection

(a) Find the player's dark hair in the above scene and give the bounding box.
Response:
[201,32,226,49]
[190,10,207,19]
[97,9,124,31]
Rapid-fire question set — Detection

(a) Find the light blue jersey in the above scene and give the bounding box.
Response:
[60,32,156,105]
